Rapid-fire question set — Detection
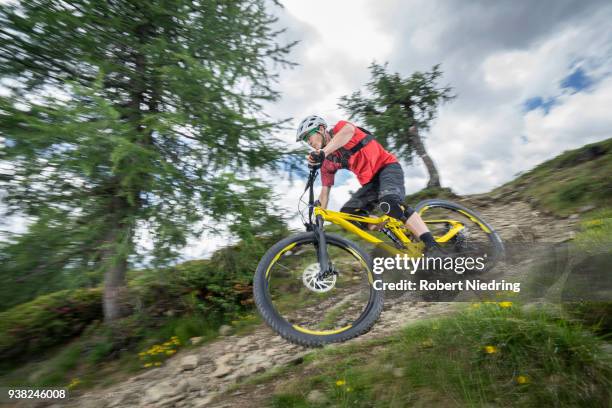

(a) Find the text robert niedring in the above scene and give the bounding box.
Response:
[373,279,521,293]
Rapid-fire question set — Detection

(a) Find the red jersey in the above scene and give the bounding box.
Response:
[321,120,398,187]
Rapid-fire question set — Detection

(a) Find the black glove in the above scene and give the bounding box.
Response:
[309,150,325,164]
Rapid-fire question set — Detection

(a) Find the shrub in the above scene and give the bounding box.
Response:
[0,288,102,362]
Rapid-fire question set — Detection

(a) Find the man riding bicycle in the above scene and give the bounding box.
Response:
[297,115,441,252]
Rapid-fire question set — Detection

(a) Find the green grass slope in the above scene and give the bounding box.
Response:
[266,304,611,407]
[490,138,612,216]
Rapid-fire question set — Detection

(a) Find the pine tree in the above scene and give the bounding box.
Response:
[339,63,454,188]
[0,1,296,319]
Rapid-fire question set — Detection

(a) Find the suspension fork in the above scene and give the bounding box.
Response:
[313,214,330,275]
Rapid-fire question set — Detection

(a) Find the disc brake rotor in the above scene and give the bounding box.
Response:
[302,263,336,293]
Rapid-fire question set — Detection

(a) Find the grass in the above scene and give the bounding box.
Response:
[267,304,611,407]
[561,207,612,335]
[491,138,612,216]
[573,207,612,253]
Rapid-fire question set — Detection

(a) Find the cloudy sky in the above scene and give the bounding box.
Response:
[2,0,612,261]
[259,2,611,207]
[183,0,612,259]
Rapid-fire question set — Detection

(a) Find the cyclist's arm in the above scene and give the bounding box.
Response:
[318,186,331,209]
[322,123,355,156]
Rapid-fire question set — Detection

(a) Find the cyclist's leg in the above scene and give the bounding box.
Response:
[376,163,412,221]
[340,182,378,229]
[376,163,439,249]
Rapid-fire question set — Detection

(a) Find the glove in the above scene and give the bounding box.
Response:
[308,150,325,164]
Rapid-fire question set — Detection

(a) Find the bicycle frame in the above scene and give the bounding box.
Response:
[303,167,466,274]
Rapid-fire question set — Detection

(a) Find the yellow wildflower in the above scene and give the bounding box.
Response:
[335,380,346,386]
[420,339,434,348]
[498,301,513,308]
[67,378,81,389]
[516,375,529,384]
[471,303,481,308]
[144,363,153,368]
[166,350,176,355]
[484,345,498,354]
[154,362,162,366]
[585,219,603,227]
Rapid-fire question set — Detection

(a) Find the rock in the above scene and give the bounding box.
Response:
[192,394,216,407]
[180,355,199,371]
[568,214,580,220]
[190,336,204,346]
[307,390,328,404]
[263,347,279,357]
[212,353,236,378]
[236,337,250,347]
[213,364,232,378]
[156,393,185,406]
[219,324,233,336]
[106,393,132,408]
[143,380,186,404]
[578,205,596,213]
[184,377,204,392]
[244,354,268,366]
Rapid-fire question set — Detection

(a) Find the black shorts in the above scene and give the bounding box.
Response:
[340,162,405,212]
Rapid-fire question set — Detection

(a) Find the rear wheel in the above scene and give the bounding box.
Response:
[416,199,505,270]
[253,232,384,347]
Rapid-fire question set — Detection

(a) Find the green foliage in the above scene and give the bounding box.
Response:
[0,288,102,362]
[339,63,454,164]
[268,305,611,407]
[0,224,281,368]
[130,229,286,319]
[0,0,295,314]
[492,138,612,216]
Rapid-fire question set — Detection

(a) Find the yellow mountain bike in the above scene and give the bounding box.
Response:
[253,167,504,347]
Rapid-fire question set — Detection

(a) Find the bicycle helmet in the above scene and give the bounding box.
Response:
[296,115,327,142]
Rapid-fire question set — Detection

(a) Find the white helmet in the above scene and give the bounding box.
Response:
[296,115,327,142]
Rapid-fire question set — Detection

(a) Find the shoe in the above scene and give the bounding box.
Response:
[422,244,450,273]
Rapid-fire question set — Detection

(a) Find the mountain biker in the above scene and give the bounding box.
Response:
[297,115,441,252]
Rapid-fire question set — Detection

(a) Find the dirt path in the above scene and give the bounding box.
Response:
[40,198,578,408]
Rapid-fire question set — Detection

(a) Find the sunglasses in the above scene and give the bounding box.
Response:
[302,127,321,142]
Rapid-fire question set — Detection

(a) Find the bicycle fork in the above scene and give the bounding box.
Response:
[313,215,331,277]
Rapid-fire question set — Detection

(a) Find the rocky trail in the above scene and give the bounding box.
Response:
[32,197,580,408]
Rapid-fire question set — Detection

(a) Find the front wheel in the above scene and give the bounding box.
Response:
[253,232,384,347]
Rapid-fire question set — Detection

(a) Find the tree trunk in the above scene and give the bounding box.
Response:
[103,249,129,322]
[101,194,132,323]
[409,125,441,188]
